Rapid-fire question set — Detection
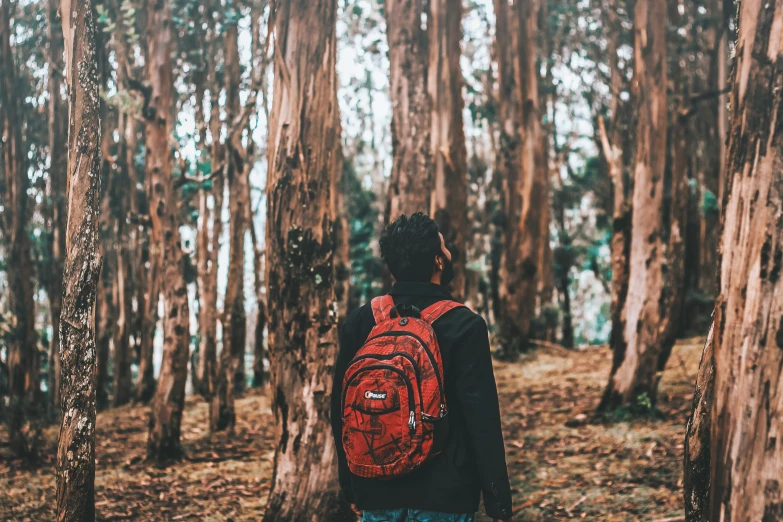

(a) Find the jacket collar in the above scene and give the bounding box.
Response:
[389,281,453,300]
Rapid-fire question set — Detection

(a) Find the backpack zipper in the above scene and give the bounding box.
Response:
[348,352,422,406]
[342,364,416,433]
[364,330,447,416]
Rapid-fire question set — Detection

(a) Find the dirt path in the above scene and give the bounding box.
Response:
[1,339,702,521]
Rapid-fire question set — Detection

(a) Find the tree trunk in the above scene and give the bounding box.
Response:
[384,0,433,222]
[684,1,783,517]
[697,0,729,295]
[250,234,267,388]
[497,0,546,355]
[491,0,519,333]
[95,271,111,411]
[135,17,159,402]
[56,0,102,517]
[658,4,690,382]
[262,1,349,519]
[684,322,716,522]
[597,0,633,410]
[599,0,668,411]
[1,0,40,458]
[195,21,223,402]
[428,0,468,301]
[109,17,135,409]
[136,248,159,404]
[46,0,68,417]
[248,0,268,389]
[210,18,246,432]
[145,0,191,463]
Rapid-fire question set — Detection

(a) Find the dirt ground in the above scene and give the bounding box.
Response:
[1,338,703,521]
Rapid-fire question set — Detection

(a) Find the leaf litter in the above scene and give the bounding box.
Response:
[1,338,703,521]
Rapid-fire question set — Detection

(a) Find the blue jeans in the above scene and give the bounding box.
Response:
[362,509,474,522]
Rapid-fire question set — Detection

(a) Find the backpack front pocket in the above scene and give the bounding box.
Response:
[342,366,414,470]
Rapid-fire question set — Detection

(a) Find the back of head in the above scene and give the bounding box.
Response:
[379,212,441,283]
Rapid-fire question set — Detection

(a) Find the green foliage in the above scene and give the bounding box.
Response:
[342,159,383,309]
[701,188,719,217]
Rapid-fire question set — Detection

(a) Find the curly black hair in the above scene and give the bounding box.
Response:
[379,212,442,283]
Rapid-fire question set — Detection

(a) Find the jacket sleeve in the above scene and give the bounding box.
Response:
[453,317,513,520]
[330,311,359,503]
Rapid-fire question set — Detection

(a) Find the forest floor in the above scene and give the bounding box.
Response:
[1,338,704,522]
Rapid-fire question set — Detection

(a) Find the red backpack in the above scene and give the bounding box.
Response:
[341,295,464,478]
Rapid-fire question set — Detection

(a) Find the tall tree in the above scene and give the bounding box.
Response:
[195,6,223,402]
[210,12,245,432]
[46,0,68,416]
[684,1,783,519]
[262,0,348,519]
[384,0,432,221]
[657,0,690,385]
[248,0,269,389]
[56,0,102,516]
[1,0,40,457]
[497,0,546,354]
[428,0,468,301]
[491,0,519,329]
[596,0,633,388]
[108,2,136,408]
[599,0,668,410]
[144,0,191,462]
[696,0,730,294]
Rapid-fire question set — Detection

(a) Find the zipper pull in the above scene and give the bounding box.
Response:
[408,411,416,433]
[439,403,447,417]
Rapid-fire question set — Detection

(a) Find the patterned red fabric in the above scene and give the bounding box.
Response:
[342,295,465,478]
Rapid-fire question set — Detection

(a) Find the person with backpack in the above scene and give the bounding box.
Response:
[330,213,514,522]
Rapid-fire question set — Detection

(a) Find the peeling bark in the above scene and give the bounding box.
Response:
[262,0,349,519]
[684,1,783,518]
[597,0,633,403]
[56,0,102,517]
[600,0,668,410]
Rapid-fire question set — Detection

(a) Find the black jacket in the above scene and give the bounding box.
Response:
[330,282,513,520]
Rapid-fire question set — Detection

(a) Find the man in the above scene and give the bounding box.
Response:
[331,213,513,522]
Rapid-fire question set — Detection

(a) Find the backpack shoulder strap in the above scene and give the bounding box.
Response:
[371,295,396,324]
[420,300,466,325]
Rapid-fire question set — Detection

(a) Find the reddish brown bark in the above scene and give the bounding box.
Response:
[210,18,246,432]
[600,0,669,410]
[684,1,783,518]
[145,0,191,462]
[384,0,433,222]
[262,0,348,519]
[497,0,547,355]
[491,0,519,329]
[697,0,729,295]
[428,0,468,301]
[597,0,633,408]
[46,0,68,416]
[56,0,102,517]
[195,58,223,405]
